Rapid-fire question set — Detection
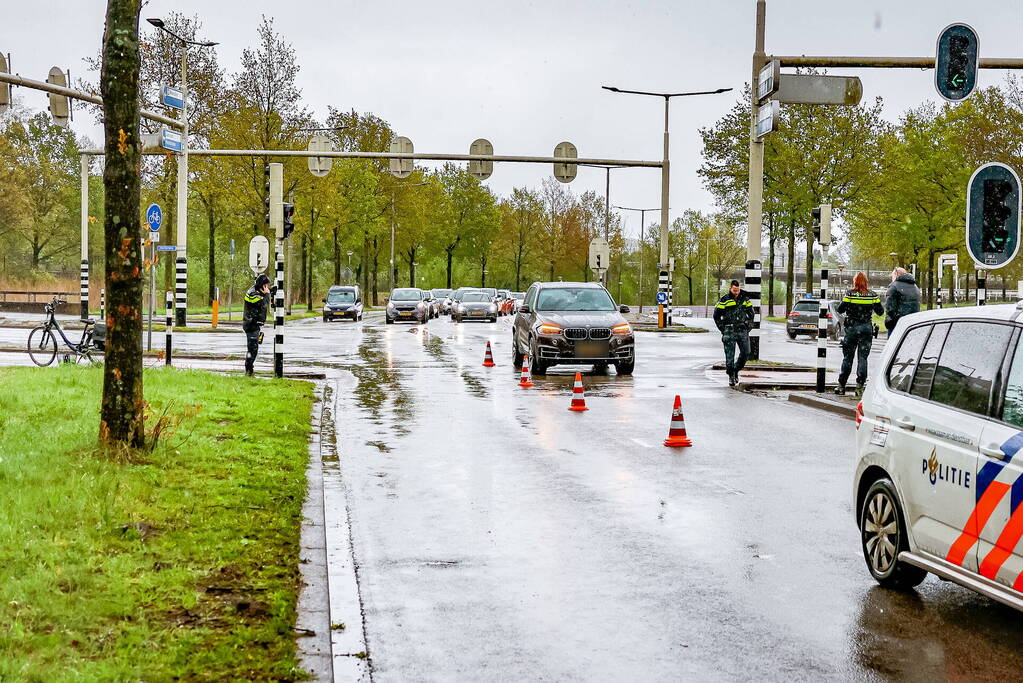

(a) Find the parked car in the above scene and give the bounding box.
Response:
[453,291,499,322]
[432,288,453,314]
[322,285,363,322]
[786,298,844,341]
[385,287,429,324]
[512,282,634,375]
[854,303,1023,611]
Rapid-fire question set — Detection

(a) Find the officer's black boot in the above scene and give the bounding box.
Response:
[834,384,846,396]
[728,370,737,387]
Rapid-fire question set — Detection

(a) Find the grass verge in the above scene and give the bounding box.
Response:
[0,365,314,681]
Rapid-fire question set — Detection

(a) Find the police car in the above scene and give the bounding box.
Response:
[854,303,1023,611]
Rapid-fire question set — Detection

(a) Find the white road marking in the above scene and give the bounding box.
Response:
[631,438,652,448]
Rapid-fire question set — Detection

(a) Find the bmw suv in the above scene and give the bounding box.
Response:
[512,282,634,375]
[854,303,1023,611]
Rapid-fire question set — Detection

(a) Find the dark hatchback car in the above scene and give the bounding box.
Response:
[512,282,634,375]
[786,298,843,341]
[322,285,363,322]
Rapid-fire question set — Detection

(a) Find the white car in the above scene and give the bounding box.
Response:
[854,303,1023,611]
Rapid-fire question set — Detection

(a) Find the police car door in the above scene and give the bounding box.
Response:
[897,322,1011,570]
[975,326,1023,592]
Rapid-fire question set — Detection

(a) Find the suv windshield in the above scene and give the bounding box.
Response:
[463,292,490,302]
[327,290,356,303]
[536,287,615,312]
[390,289,421,301]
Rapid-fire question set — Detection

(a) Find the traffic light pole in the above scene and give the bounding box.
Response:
[80,154,90,320]
[745,0,1023,359]
[175,47,189,327]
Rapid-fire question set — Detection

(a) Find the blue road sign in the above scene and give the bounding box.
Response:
[656,291,668,304]
[156,245,178,252]
[161,86,185,111]
[146,203,163,232]
[161,127,183,153]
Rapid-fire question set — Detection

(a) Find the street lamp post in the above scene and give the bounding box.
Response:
[603,84,732,328]
[391,181,429,293]
[146,18,217,328]
[615,205,660,315]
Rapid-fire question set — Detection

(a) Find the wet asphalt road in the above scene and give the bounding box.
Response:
[3,313,1023,679]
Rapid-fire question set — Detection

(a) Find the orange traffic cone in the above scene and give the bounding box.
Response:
[567,372,589,411]
[482,341,496,367]
[663,395,693,447]
[518,355,534,388]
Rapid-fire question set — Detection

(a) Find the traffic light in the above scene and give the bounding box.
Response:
[935,23,979,102]
[811,207,821,243]
[282,203,295,240]
[967,162,1021,269]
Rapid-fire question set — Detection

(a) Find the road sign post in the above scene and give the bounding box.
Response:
[553,142,578,183]
[469,139,494,180]
[389,136,414,178]
[307,134,334,177]
[146,204,162,351]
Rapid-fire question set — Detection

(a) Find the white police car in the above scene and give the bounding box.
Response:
[854,303,1023,610]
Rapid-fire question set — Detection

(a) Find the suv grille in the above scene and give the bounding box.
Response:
[589,328,611,340]
[564,328,588,340]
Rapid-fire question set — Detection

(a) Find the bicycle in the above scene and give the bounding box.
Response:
[27,297,106,367]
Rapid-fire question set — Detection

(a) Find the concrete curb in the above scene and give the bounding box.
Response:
[296,382,334,680]
[787,391,857,419]
[320,379,373,681]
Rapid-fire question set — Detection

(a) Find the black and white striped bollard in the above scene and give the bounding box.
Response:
[977,269,987,306]
[80,259,89,320]
[274,248,284,378]
[175,256,187,327]
[165,291,173,366]
[816,253,829,393]
[658,269,669,328]
[100,288,105,321]
[745,260,762,360]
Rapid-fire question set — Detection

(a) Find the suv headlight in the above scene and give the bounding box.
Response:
[611,322,632,336]
[536,323,562,335]
[387,301,395,310]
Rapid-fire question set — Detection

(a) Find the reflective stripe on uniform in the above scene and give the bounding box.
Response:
[716,300,737,308]
[244,294,261,303]
[842,296,880,304]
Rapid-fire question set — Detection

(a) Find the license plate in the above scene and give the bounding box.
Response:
[400,311,413,316]
[471,311,483,316]
[576,341,608,358]
[801,324,817,329]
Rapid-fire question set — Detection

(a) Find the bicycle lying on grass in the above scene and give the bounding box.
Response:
[27,297,106,366]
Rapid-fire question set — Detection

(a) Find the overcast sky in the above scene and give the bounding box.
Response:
[7,0,1023,239]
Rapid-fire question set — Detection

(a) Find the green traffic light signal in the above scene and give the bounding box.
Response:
[967,163,1020,269]
[936,23,979,102]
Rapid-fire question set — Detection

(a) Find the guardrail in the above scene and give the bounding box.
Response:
[0,290,76,302]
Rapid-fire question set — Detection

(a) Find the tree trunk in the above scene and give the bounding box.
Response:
[301,234,309,310]
[926,250,935,309]
[446,246,455,288]
[785,218,795,315]
[480,254,487,287]
[408,247,417,287]
[207,202,216,304]
[805,226,814,297]
[99,0,145,449]
[361,232,369,296]
[332,226,341,285]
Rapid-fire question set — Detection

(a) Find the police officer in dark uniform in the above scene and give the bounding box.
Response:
[835,271,884,396]
[242,274,272,376]
[713,279,754,387]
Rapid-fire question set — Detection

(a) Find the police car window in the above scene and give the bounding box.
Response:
[910,323,949,399]
[887,325,929,393]
[1000,335,1023,428]
[929,322,1012,416]
[524,286,538,307]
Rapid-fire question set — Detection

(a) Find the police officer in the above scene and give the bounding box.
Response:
[713,279,754,387]
[835,272,884,396]
[243,274,272,376]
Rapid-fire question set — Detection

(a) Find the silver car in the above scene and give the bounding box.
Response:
[786,298,843,341]
[453,291,499,322]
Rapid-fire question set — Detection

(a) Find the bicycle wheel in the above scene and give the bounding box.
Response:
[27,326,58,367]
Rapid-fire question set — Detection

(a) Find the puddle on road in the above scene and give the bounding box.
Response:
[347,328,414,436]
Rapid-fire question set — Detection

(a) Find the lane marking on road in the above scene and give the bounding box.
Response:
[631,438,652,448]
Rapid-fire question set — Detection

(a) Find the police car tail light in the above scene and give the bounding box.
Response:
[855,401,864,428]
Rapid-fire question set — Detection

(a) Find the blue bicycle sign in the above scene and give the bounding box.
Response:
[146,204,163,232]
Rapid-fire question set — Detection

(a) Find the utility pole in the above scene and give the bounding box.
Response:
[745,0,767,360]
[616,205,660,315]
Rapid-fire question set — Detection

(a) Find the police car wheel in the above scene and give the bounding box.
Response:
[860,478,927,589]
[615,359,635,375]
[786,330,796,340]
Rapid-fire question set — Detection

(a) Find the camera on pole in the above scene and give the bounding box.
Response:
[967,162,1021,269]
